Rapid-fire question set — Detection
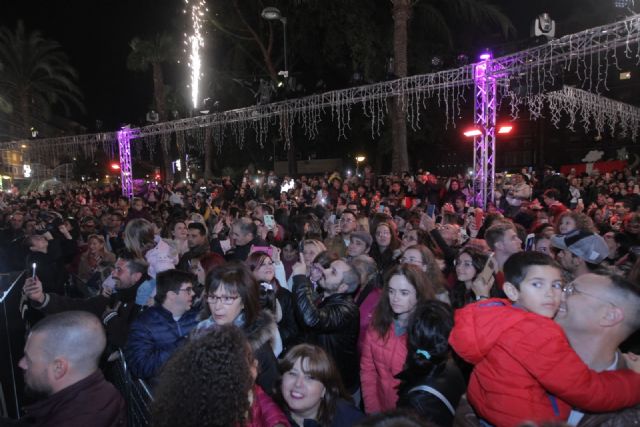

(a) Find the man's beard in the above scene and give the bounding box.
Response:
[23,382,52,401]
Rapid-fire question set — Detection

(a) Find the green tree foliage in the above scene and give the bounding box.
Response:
[0,21,84,140]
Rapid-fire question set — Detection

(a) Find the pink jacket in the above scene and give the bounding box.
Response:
[356,288,382,355]
[360,325,407,414]
[247,385,290,427]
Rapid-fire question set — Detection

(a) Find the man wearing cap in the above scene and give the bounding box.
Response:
[552,231,610,279]
[324,210,359,257]
[346,231,373,261]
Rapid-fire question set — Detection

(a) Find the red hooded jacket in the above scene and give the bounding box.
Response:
[449,299,640,427]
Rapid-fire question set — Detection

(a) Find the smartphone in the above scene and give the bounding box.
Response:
[251,245,273,257]
[263,214,275,230]
[427,204,436,218]
[578,198,583,205]
[476,254,496,285]
[378,205,385,213]
[524,233,535,251]
[328,214,337,224]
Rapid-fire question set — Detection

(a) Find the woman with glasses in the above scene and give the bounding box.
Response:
[195,262,280,396]
[247,250,299,351]
[450,247,503,310]
[276,344,364,427]
[398,244,450,305]
[370,221,401,274]
[360,264,435,414]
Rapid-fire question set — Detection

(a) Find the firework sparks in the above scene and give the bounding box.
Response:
[184,0,207,109]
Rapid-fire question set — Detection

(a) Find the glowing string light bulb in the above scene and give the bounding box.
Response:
[185,0,206,109]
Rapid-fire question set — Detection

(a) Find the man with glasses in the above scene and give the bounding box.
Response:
[324,209,359,257]
[125,269,199,383]
[555,272,640,425]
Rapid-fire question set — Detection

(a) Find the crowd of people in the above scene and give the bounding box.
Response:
[1,162,640,427]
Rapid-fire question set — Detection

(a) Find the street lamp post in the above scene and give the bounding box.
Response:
[261,7,288,79]
[262,7,296,175]
[355,155,366,177]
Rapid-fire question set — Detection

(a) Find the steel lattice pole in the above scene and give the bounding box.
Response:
[117,129,134,199]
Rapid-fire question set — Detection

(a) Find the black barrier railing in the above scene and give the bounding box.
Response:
[0,271,26,419]
[106,350,154,427]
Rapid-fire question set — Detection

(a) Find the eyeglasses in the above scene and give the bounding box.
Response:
[178,287,195,295]
[562,282,616,307]
[400,256,423,264]
[340,217,356,223]
[206,294,240,305]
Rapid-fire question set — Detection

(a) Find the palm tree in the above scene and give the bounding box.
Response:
[127,33,177,181]
[0,21,84,140]
[389,0,514,172]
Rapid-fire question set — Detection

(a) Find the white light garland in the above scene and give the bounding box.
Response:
[2,14,640,163]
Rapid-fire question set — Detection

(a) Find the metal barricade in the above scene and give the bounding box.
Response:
[106,349,153,427]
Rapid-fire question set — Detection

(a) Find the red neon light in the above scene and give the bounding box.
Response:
[110,163,121,170]
[498,125,513,134]
[463,129,482,137]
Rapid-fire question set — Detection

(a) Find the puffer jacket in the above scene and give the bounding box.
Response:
[449,299,640,427]
[124,304,199,382]
[292,274,360,393]
[247,384,290,427]
[360,325,407,414]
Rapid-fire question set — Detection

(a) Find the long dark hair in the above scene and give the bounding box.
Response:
[450,247,492,309]
[371,264,435,338]
[404,301,453,376]
[277,344,350,427]
[245,251,278,314]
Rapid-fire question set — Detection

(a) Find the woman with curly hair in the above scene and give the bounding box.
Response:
[195,261,280,395]
[152,325,289,427]
[360,264,435,414]
[396,301,466,427]
[277,344,364,427]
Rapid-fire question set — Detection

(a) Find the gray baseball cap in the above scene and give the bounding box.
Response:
[551,231,609,264]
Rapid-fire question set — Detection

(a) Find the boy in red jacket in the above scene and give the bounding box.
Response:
[449,251,640,427]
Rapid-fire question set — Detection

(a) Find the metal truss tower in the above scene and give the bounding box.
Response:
[472,54,497,210]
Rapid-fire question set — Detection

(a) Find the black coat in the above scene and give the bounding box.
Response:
[292,275,360,393]
[396,360,466,427]
[276,286,299,350]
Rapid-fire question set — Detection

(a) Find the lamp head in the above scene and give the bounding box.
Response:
[261,7,283,21]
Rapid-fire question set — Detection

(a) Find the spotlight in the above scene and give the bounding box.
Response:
[530,13,556,39]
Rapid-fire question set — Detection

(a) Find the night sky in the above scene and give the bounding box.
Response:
[0,0,628,133]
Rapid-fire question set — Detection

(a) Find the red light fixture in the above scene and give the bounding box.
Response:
[110,163,121,170]
[463,125,513,138]
[463,128,482,137]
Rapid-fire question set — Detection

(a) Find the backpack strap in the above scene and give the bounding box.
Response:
[408,385,455,416]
